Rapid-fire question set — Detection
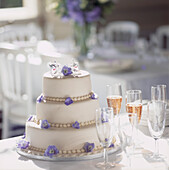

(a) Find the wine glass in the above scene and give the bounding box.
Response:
[96,107,115,169]
[126,90,142,123]
[151,85,167,102]
[106,84,122,115]
[147,101,166,160]
[118,112,138,167]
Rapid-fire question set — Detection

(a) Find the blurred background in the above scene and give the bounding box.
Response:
[0,0,169,139]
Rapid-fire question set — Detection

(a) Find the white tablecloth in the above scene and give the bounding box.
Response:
[0,124,169,170]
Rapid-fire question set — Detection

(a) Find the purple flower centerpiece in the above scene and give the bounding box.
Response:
[65,97,73,106]
[44,145,59,158]
[41,120,50,129]
[72,121,80,129]
[52,0,115,56]
[83,142,95,152]
[17,140,29,149]
[61,66,72,76]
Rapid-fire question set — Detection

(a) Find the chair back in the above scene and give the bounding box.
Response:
[156,25,169,50]
[105,21,139,45]
[0,43,33,114]
[0,23,42,43]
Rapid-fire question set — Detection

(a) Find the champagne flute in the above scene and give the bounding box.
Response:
[126,90,142,123]
[118,112,138,167]
[106,84,122,115]
[96,107,115,169]
[147,101,166,160]
[151,85,167,102]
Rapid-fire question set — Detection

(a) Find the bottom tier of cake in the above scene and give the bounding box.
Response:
[25,121,101,154]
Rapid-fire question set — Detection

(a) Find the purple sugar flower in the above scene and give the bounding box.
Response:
[101,113,108,123]
[65,97,73,106]
[22,132,26,139]
[37,94,44,103]
[27,115,33,121]
[85,7,101,23]
[91,93,98,100]
[109,143,114,148]
[41,120,50,129]
[17,140,29,149]
[105,138,108,142]
[72,121,80,129]
[83,142,95,152]
[44,145,59,158]
[61,66,72,76]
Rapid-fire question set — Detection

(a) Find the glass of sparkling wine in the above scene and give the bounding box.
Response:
[96,107,115,169]
[126,90,142,123]
[106,84,122,115]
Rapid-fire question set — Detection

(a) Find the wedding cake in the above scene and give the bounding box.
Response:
[17,61,115,159]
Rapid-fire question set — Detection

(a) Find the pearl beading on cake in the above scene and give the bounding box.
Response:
[31,118,96,128]
[44,93,93,102]
[25,145,103,154]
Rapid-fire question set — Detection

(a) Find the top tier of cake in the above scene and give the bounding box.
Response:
[43,70,92,98]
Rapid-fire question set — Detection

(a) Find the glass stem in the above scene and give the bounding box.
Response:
[154,139,159,156]
[104,147,108,165]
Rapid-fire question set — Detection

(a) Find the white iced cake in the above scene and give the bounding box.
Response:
[17,62,116,158]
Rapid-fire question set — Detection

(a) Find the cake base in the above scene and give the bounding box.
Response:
[17,145,120,162]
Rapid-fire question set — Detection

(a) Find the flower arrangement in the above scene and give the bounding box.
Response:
[50,0,116,56]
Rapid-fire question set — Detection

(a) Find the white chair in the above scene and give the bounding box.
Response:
[105,21,139,45]
[0,23,42,43]
[0,43,35,139]
[156,25,169,50]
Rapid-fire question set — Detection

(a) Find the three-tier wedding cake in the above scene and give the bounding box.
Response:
[17,61,116,159]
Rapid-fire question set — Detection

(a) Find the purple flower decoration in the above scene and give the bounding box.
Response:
[105,138,108,142]
[109,143,114,148]
[85,7,101,23]
[41,120,50,129]
[44,145,59,158]
[83,142,95,152]
[91,93,98,100]
[72,121,80,129]
[37,94,44,103]
[17,140,29,149]
[66,0,85,25]
[65,97,73,106]
[22,132,26,139]
[27,115,33,121]
[61,66,72,76]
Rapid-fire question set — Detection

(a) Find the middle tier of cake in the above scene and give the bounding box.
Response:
[36,99,99,124]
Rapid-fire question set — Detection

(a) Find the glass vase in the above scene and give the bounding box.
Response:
[73,22,97,58]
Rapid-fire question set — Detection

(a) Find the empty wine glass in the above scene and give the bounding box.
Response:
[147,101,166,160]
[106,84,122,115]
[151,85,167,102]
[96,107,115,169]
[118,112,138,167]
[126,90,142,123]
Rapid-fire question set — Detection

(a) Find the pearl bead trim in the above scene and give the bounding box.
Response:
[44,92,94,103]
[31,118,96,128]
[26,144,103,154]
